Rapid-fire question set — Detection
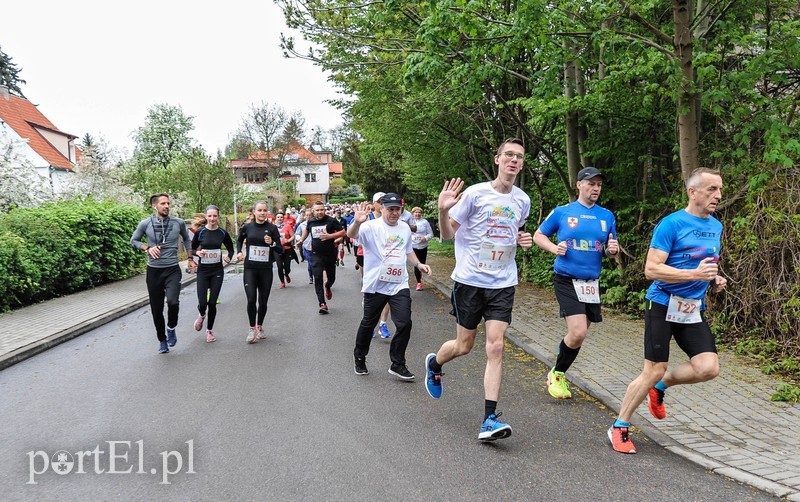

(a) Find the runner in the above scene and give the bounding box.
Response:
[348,195,432,379]
[294,208,314,283]
[191,205,234,343]
[130,193,194,354]
[609,168,726,454]
[533,166,618,399]
[274,212,295,288]
[410,206,434,291]
[297,201,346,314]
[423,138,532,441]
[236,201,283,343]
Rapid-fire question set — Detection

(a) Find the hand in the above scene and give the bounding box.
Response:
[555,241,567,256]
[712,275,727,292]
[148,245,162,260]
[517,231,533,249]
[417,264,432,277]
[695,256,719,281]
[196,249,206,258]
[606,233,619,255]
[236,252,244,262]
[438,178,464,211]
[353,202,370,224]
[264,233,273,245]
[223,256,231,265]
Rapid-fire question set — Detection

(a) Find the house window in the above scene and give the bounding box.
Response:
[305,173,317,182]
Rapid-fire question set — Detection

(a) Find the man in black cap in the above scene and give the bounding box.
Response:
[533,166,619,399]
[347,193,432,379]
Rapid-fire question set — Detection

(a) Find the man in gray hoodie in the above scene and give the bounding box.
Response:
[130,193,194,353]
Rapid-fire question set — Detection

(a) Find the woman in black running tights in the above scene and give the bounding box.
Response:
[236,201,282,344]
[191,205,234,343]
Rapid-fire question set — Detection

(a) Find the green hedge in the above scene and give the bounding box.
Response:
[0,199,147,312]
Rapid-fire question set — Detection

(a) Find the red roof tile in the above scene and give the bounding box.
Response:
[328,162,343,174]
[0,94,76,170]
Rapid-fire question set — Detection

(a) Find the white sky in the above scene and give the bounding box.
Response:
[2,0,344,157]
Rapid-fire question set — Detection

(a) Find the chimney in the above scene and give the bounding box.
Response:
[0,85,9,100]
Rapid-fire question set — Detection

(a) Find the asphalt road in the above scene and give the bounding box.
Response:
[0,261,775,501]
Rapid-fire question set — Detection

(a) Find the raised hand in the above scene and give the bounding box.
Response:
[438,178,464,211]
[353,201,370,224]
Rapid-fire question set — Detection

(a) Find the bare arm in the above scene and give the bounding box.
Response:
[645,248,718,283]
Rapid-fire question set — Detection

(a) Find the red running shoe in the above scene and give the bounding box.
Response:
[608,426,637,454]
[647,387,667,419]
[325,286,332,300]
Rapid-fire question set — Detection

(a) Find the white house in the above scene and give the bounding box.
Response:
[0,85,79,195]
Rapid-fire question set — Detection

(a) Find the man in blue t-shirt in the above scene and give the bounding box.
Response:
[608,168,727,454]
[534,167,619,399]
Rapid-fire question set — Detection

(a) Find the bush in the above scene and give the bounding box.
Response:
[0,199,147,311]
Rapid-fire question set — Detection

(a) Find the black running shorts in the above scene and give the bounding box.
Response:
[644,300,717,363]
[553,274,602,322]
[450,281,515,330]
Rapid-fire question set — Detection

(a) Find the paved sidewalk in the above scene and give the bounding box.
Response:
[1,256,798,499]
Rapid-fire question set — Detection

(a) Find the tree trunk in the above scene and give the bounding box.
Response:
[673,0,699,182]
[564,41,581,201]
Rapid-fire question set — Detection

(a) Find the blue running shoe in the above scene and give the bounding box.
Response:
[479,413,512,441]
[158,340,169,354]
[424,353,442,398]
[166,327,177,347]
[379,322,392,339]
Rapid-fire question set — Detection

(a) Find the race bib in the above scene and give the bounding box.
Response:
[477,243,514,270]
[572,279,600,304]
[412,234,423,243]
[378,256,406,283]
[312,226,325,239]
[666,295,702,324]
[200,248,222,264]
[248,246,270,262]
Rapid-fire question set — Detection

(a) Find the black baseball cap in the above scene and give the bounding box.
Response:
[381,193,403,208]
[577,167,606,181]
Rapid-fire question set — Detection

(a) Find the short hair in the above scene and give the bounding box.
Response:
[149,193,169,206]
[312,201,325,207]
[275,211,285,217]
[411,206,423,213]
[253,201,268,210]
[686,168,721,190]
[496,138,525,155]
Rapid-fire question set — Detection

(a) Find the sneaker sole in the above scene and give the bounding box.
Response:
[646,395,667,419]
[424,353,442,399]
[479,425,512,441]
[354,367,369,376]
[388,368,415,381]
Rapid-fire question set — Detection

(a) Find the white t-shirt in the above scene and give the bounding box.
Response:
[358,218,413,295]
[412,218,434,250]
[448,182,531,288]
[297,221,312,251]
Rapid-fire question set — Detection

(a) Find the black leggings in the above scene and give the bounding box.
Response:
[412,247,428,283]
[276,249,293,283]
[196,267,224,329]
[243,267,273,327]
[145,265,182,342]
[311,253,337,304]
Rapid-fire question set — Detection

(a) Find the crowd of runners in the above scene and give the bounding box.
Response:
[131,138,726,454]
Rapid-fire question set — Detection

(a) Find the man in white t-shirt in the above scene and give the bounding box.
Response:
[347,193,432,380]
[424,138,533,441]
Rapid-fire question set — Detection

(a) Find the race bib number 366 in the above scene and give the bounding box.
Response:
[378,257,405,283]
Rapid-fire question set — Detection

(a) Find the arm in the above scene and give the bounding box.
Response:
[130,220,150,251]
[407,251,432,276]
[644,248,718,283]
[438,178,464,240]
[271,228,283,255]
[223,232,235,262]
[533,228,566,256]
[236,226,246,261]
[346,202,370,239]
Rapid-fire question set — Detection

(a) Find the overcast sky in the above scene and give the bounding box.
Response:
[3,0,344,157]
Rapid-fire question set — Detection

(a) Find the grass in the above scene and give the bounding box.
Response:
[426,238,455,256]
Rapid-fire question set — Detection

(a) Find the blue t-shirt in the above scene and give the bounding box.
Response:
[646,209,723,308]
[537,201,617,280]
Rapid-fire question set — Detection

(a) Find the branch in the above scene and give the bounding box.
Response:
[613,30,676,61]
[621,4,674,46]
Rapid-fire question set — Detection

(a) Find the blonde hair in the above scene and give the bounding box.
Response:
[191,213,207,230]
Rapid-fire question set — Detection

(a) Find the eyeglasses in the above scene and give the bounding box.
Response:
[501,151,524,160]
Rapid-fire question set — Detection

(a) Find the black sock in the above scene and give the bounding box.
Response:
[429,358,443,373]
[554,339,581,373]
[485,400,498,420]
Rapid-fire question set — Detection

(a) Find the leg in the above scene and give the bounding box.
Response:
[354,293,388,360]
[661,352,720,387]
[305,249,313,281]
[256,268,273,326]
[206,270,224,329]
[311,254,325,304]
[243,268,258,327]
[483,320,508,402]
[164,266,182,330]
[324,254,337,288]
[387,290,412,366]
[618,360,668,422]
[276,254,286,284]
[196,270,210,317]
[436,324,478,365]
[146,267,167,342]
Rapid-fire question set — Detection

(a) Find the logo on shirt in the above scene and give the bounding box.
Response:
[600,220,607,232]
[567,217,578,229]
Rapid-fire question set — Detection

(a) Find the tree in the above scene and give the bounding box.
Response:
[125,103,196,197]
[0,45,26,98]
[62,133,134,203]
[0,130,52,212]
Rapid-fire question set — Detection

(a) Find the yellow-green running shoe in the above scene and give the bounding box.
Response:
[547,368,572,399]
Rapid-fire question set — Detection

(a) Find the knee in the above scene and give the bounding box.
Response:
[455,339,474,356]
[695,361,720,382]
[485,339,503,360]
